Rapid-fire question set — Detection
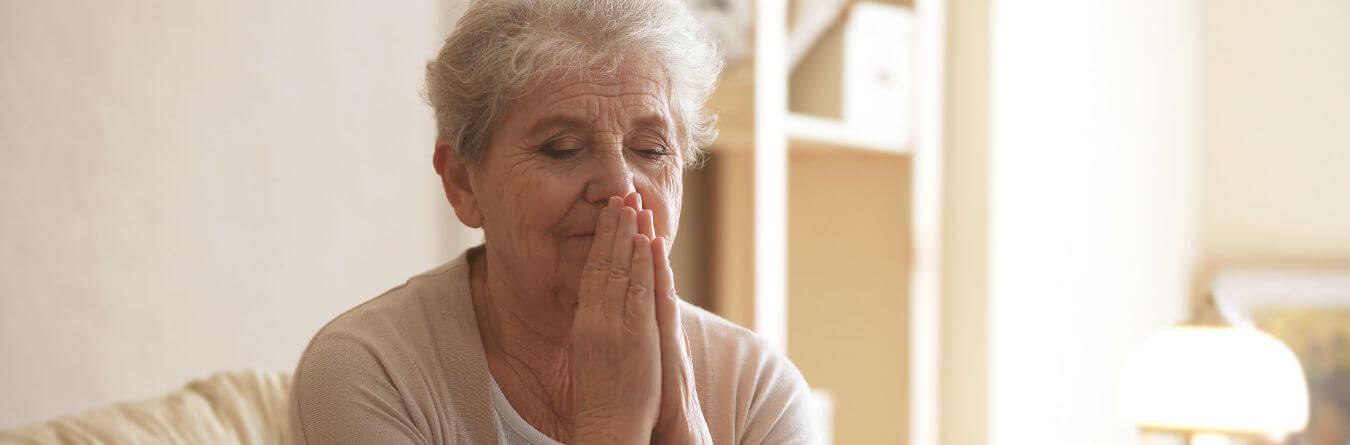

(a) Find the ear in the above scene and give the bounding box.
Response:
[433,140,483,228]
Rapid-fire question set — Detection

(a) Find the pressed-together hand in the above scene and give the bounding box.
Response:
[572,194,662,443]
[571,193,714,444]
[649,217,714,445]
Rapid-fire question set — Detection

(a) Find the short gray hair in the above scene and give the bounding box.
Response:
[425,0,723,168]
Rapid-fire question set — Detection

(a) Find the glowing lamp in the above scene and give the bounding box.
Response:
[1120,324,1308,444]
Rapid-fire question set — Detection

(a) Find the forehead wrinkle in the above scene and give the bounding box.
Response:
[532,96,670,137]
[625,71,668,90]
[618,95,672,123]
[578,91,671,124]
[533,66,668,102]
[512,67,677,148]
[555,68,666,90]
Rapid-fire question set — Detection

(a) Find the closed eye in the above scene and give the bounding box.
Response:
[540,139,584,160]
[633,146,671,159]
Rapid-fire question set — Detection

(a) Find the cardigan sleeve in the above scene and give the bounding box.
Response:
[289,332,428,445]
[678,301,821,445]
[736,345,821,445]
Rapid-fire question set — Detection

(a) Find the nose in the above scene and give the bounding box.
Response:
[584,148,636,204]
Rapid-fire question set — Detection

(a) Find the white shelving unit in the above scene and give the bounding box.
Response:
[751,0,789,352]
[787,112,910,154]
[679,1,946,443]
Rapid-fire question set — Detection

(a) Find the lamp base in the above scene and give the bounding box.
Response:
[1139,431,1235,445]
[1190,433,1230,445]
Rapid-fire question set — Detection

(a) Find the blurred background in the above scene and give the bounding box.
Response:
[1,0,1347,444]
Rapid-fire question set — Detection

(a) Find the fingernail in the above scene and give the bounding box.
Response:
[608,196,619,208]
[633,193,643,210]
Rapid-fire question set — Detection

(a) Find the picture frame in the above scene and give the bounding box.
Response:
[1213,268,1350,445]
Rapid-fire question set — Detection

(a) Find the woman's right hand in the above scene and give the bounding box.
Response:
[571,194,663,443]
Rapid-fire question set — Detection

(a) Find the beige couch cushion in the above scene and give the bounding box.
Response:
[1,369,292,445]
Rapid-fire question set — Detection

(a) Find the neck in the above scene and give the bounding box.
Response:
[469,248,577,440]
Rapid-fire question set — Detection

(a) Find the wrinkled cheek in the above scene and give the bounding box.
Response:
[559,236,593,265]
[504,178,555,246]
[654,170,684,242]
[559,265,584,299]
[506,173,587,280]
[664,188,683,239]
[552,236,591,300]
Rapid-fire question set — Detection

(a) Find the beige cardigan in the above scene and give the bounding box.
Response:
[288,247,818,444]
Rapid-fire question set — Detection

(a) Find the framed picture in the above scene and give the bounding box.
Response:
[1214,269,1350,445]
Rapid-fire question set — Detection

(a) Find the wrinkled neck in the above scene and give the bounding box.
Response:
[470,247,575,355]
[468,248,577,440]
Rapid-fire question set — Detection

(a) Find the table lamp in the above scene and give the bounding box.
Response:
[1119,297,1309,445]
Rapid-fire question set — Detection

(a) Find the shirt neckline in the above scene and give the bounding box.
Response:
[489,376,567,445]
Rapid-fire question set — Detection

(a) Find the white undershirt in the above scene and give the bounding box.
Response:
[489,377,566,445]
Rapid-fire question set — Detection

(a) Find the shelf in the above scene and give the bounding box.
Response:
[787,113,910,154]
[694,1,943,444]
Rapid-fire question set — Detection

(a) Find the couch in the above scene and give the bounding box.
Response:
[0,370,291,445]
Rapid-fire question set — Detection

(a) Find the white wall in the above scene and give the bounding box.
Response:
[0,0,478,428]
[1200,0,1350,261]
[986,1,1198,444]
[943,0,1348,443]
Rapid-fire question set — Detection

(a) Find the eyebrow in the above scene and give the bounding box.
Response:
[629,114,673,136]
[524,115,589,139]
[523,112,674,139]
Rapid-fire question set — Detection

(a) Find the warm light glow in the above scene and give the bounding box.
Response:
[1191,433,1230,445]
[1119,326,1309,438]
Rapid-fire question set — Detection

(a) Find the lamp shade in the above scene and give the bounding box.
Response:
[1119,325,1309,437]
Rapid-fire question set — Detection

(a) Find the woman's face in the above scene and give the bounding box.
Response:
[467,62,684,304]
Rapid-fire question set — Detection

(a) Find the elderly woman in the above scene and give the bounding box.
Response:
[288,0,816,443]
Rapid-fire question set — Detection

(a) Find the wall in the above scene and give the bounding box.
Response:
[1199,0,1350,262]
[0,0,478,427]
[941,0,1350,443]
[985,0,1198,444]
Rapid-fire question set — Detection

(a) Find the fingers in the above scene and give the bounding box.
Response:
[653,236,703,439]
[611,206,638,265]
[625,235,656,323]
[573,194,666,442]
[654,237,679,328]
[584,193,655,321]
[637,208,655,240]
[625,192,642,211]
[654,237,687,360]
[580,197,621,309]
[624,191,656,241]
[602,206,639,316]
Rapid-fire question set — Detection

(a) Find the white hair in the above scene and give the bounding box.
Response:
[425,0,723,167]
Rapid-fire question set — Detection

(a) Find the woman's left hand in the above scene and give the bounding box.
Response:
[630,192,713,444]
